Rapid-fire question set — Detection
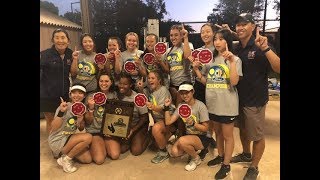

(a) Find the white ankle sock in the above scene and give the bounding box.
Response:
[64,155,72,161]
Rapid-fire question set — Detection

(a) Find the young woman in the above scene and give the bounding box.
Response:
[84,72,117,164]
[71,33,99,93]
[40,28,73,134]
[141,33,170,87]
[115,32,147,86]
[48,84,92,173]
[103,36,123,87]
[104,73,149,159]
[164,82,210,171]
[193,29,243,179]
[136,70,175,164]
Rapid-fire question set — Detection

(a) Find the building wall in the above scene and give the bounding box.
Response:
[40,24,82,52]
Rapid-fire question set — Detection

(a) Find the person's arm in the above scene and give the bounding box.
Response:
[50,98,68,133]
[84,96,95,125]
[222,45,240,86]
[127,113,148,139]
[155,53,170,73]
[192,60,207,85]
[163,98,179,125]
[255,27,280,73]
[192,121,209,132]
[181,24,192,59]
[70,47,79,77]
[114,49,122,74]
[264,48,280,73]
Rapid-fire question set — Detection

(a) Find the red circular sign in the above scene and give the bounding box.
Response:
[93,92,107,106]
[124,61,136,73]
[143,53,155,65]
[191,49,201,59]
[198,49,213,64]
[94,53,107,65]
[71,102,87,116]
[178,104,192,118]
[134,93,147,107]
[154,42,167,54]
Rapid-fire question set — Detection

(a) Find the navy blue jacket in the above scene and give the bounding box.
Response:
[40,46,73,100]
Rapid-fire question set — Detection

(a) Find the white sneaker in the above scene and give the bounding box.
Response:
[57,156,78,173]
[185,156,201,171]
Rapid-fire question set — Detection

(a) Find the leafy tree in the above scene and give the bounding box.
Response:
[63,10,82,25]
[207,0,264,30]
[273,0,280,19]
[40,1,59,15]
[145,0,168,20]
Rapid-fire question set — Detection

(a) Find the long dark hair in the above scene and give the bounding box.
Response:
[213,29,234,58]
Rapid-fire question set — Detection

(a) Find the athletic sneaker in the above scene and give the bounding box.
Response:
[214,164,231,179]
[207,155,224,167]
[57,156,77,173]
[198,148,209,160]
[243,166,259,180]
[151,151,169,164]
[230,153,252,163]
[185,155,201,171]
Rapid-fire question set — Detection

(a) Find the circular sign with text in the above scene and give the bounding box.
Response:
[198,49,213,64]
[93,92,107,106]
[178,104,192,119]
[94,53,107,65]
[143,53,155,65]
[134,93,148,107]
[71,102,87,116]
[124,61,136,73]
[154,42,167,54]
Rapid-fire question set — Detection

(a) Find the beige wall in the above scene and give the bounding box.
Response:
[40,24,82,52]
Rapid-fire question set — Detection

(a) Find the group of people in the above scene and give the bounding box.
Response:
[40,12,280,180]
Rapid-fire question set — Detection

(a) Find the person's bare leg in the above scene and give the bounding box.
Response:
[239,127,251,153]
[90,136,107,164]
[213,122,224,156]
[251,138,265,167]
[222,123,234,165]
[104,137,121,160]
[44,112,54,134]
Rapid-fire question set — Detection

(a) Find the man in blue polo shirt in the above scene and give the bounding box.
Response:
[231,13,280,180]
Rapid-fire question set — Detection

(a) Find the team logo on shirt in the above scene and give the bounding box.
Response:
[78,61,96,76]
[66,117,77,131]
[206,64,230,89]
[248,51,256,59]
[95,106,105,122]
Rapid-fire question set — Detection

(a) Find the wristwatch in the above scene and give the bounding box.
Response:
[262,47,271,54]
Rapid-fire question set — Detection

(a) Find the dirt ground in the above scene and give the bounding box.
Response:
[40,100,280,180]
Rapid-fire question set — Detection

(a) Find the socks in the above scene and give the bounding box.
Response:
[64,155,72,161]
